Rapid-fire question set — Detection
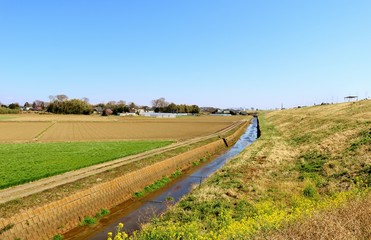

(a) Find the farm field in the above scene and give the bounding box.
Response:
[0,114,245,189]
[0,122,51,142]
[0,115,245,143]
[0,113,245,122]
[0,140,172,189]
[134,100,371,239]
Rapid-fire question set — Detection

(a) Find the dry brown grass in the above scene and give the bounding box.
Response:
[270,195,371,240]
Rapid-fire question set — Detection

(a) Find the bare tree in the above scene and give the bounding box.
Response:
[107,101,117,106]
[151,97,169,109]
[82,97,89,103]
[49,95,56,102]
[56,94,68,102]
[129,102,137,110]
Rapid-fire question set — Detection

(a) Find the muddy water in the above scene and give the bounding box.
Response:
[65,117,258,240]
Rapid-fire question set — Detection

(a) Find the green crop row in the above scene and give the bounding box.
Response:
[0,140,172,189]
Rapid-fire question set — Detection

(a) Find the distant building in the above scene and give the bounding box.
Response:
[93,107,103,114]
[344,96,358,102]
[120,112,137,117]
[140,112,177,118]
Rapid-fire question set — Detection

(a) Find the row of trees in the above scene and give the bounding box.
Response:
[47,99,92,115]
[151,98,200,114]
[95,100,142,115]
[0,106,19,114]
[1,96,200,115]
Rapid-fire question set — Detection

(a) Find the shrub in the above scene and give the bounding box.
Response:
[303,185,317,198]
[95,208,110,218]
[80,216,97,226]
[53,234,63,240]
[134,191,144,198]
[0,107,19,114]
[171,170,182,178]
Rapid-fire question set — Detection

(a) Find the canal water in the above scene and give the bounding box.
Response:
[65,117,258,239]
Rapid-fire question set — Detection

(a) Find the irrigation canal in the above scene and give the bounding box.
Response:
[64,117,259,239]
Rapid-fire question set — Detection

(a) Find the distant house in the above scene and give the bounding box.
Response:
[140,112,177,118]
[344,96,358,102]
[200,107,218,114]
[136,109,146,115]
[211,109,223,114]
[210,108,240,116]
[21,106,32,111]
[93,107,103,114]
[120,112,137,117]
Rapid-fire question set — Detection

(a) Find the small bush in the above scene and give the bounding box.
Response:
[171,170,182,178]
[148,177,170,191]
[80,216,97,226]
[303,185,317,198]
[135,176,172,198]
[165,196,174,201]
[192,161,200,166]
[134,191,144,198]
[95,208,110,218]
[53,234,63,240]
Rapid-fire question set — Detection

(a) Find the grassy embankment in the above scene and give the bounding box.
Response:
[120,100,370,239]
[0,141,172,189]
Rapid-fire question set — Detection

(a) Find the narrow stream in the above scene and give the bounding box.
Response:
[65,117,258,239]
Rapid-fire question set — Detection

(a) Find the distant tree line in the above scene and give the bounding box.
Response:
[47,98,92,115]
[151,97,200,114]
[0,95,200,115]
[0,105,20,114]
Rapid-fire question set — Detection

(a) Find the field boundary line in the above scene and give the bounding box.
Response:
[32,121,56,141]
[0,120,246,204]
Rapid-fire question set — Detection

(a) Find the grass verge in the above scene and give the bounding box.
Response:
[127,100,371,239]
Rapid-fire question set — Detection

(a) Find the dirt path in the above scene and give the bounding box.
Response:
[0,120,245,204]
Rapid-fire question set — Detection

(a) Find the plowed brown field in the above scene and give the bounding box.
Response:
[0,122,52,142]
[0,114,245,142]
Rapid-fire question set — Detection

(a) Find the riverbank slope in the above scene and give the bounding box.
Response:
[134,100,370,239]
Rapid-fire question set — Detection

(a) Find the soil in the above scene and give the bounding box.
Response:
[0,115,245,143]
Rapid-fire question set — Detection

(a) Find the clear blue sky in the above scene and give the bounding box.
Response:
[1,1,370,109]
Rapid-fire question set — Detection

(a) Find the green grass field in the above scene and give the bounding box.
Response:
[0,140,172,189]
[0,115,17,121]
